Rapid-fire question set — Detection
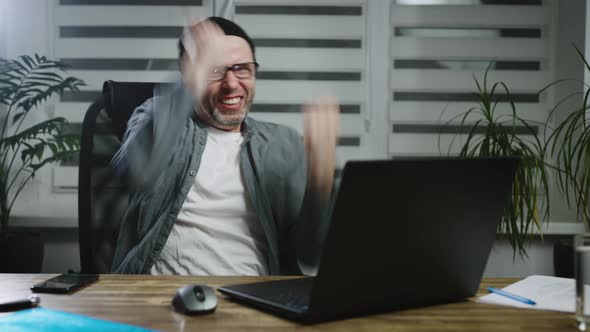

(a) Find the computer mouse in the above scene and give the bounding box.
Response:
[172,284,217,315]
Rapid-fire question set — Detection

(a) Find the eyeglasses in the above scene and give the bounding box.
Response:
[208,62,259,81]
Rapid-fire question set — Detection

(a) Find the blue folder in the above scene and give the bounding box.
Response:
[0,307,156,332]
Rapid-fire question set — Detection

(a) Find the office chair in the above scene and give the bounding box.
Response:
[78,81,159,273]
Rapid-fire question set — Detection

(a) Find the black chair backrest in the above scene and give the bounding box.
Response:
[103,81,161,141]
[78,80,158,273]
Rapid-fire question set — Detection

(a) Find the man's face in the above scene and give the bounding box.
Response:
[190,35,256,132]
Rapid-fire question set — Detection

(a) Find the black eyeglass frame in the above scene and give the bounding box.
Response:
[208,61,259,81]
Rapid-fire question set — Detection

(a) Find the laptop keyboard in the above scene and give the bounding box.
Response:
[230,277,313,312]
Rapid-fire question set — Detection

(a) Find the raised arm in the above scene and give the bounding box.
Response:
[290,97,341,275]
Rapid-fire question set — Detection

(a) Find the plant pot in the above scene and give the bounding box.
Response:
[0,232,44,273]
[554,238,574,278]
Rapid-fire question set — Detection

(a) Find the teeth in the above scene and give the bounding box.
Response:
[220,97,240,105]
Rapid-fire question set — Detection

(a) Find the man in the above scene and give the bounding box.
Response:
[111,17,340,275]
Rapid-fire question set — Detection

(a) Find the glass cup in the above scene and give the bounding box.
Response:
[575,234,590,331]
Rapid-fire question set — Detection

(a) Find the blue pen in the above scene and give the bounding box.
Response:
[487,287,536,305]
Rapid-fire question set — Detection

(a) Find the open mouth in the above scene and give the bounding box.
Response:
[217,96,243,110]
[220,96,241,105]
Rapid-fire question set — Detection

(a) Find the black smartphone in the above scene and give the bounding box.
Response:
[31,273,99,294]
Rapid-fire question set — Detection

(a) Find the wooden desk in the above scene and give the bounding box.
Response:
[0,274,576,331]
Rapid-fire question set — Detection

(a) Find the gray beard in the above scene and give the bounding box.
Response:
[209,105,249,127]
[199,94,253,129]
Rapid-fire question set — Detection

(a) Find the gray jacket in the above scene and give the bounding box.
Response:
[110,86,331,275]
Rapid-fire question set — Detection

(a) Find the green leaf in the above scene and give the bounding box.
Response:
[442,61,550,258]
[547,46,590,228]
[1,54,85,121]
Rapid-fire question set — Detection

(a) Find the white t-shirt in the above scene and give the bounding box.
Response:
[151,127,269,275]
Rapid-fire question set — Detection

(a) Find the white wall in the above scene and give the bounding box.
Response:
[4,0,50,58]
[0,1,5,59]
[485,238,555,278]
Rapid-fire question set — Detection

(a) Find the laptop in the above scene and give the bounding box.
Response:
[218,157,518,323]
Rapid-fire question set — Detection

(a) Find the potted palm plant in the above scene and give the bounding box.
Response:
[442,64,551,258]
[545,45,590,277]
[0,54,84,272]
[547,45,590,227]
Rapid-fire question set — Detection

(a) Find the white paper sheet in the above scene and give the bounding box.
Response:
[477,275,575,312]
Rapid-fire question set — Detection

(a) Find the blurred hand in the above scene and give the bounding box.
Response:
[303,96,341,199]
[181,19,226,101]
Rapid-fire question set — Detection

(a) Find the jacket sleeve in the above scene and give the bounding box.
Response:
[110,98,155,273]
[111,83,192,191]
[111,98,155,187]
[110,84,193,273]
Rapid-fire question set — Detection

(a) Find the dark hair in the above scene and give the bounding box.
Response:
[178,16,256,61]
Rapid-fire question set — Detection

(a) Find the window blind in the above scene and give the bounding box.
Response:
[389,0,552,157]
[50,0,556,190]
